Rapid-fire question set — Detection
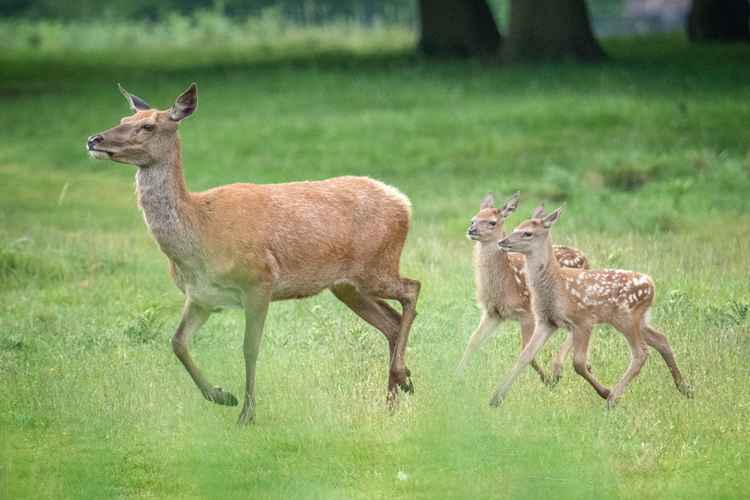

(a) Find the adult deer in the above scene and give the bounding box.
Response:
[458,193,589,384]
[86,83,420,424]
[492,206,692,408]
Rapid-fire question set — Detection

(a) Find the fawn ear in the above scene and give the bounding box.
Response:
[532,202,546,219]
[542,205,564,228]
[118,83,151,112]
[480,193,495,210]
[498,191,520,218]
[170,83,198,122]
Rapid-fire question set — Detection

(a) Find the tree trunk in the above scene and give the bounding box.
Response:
[418,0,502,57]
[504,0,605,62]
[687,0,750,43]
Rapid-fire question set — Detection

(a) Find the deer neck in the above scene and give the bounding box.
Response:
[135,142,196,262]
[524,238,562,320]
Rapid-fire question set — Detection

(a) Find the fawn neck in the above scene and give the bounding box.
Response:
[135,139,196,262]
[474,239,516,293]
[524,238,562,319]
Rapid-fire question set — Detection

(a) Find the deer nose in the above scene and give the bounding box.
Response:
[87,134,103,151]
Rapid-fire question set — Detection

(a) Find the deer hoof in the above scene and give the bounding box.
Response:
[678,382,694,399]
[399,377,414,395]
[237,409,256,426]
[489,395,504,408]
[545,374,561,388]
[206,386,239,406]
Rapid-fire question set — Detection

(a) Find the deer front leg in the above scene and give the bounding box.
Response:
[172,300,238,406]
[519,316,552,384]
[489,321,555,407]
[238,289,271,426]
[456,312,499,376]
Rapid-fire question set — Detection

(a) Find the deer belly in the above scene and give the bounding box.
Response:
[271,280,328,300]
[185,281,243,309]
[270,264,346,301]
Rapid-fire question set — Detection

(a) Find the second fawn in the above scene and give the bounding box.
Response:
[457,192,589,384]
[492,206,692,408]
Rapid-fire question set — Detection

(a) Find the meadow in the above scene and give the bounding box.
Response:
[1,27,749,499]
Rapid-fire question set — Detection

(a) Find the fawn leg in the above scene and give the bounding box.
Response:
[489,321,555,407]
[456,312,500,375]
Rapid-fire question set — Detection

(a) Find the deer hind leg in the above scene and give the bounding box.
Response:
[607,321,649,409]
[519,316,552,385]
[172,300,238,407]
[331,282,402,371]
[456,312,500,376]
[642,323,692,398]
[368,277,421,400]
[571,326,610,399]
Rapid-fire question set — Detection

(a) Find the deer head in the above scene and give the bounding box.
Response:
[497,205,564,255]
[467,192,519,242]
[86,83,197,167]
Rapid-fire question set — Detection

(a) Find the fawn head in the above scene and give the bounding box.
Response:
[86,83,197,166]
[498,205,564,255]
[467,192,519,242]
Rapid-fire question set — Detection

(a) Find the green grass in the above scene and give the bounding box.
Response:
[1,32,749,499]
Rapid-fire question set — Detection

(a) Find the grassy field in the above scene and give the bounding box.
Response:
[1,32,749,499]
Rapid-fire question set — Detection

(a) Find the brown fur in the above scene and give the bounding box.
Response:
[491,206,692,408]
[458,194,590,384]
[87,84,420,424]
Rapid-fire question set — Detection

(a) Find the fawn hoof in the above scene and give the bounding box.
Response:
[546,374,561,388]
[606,395,618,411]
[489,394,504,408]
[205,387,238,406]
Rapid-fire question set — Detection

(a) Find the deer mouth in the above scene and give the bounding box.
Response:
[86,142,113,160]
[87,149,112,160]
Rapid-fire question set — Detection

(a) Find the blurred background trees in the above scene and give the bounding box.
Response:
[1,0,747,58]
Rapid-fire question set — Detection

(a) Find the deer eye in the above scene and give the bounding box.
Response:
[488,221,497,226]
[522,231,533,238]
[141,123,155,131]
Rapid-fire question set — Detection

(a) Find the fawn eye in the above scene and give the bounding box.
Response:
[488,221,497,226]
[522,231,533,238]
[141,123,155,131]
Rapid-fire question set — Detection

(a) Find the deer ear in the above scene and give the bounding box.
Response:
[498,191,520,218]
[169,83,198,122]
[118,83,151,112]
[480,193,495,210]
[532,202,546,219]
[542,205,564,228]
